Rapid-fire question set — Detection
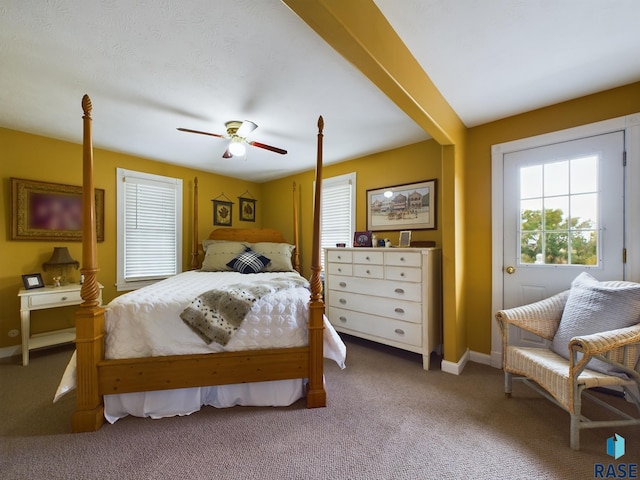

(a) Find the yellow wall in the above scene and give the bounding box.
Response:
[3,81,639,357]
[464,81,640,354]
[262,140,443,278]
[0,127,262,349]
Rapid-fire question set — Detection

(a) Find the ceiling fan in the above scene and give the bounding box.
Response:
[177,120,287,158]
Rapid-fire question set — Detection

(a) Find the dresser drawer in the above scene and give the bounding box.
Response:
[328,291,422,323]
[327,262,353,276]
[327,275,421,302]
[385,266,422,283]
[353,250,383,265]
[353,264,384,279]
[28,290,82,308]
[384,251,422,267]
[328,307,422,348]
[327,250,353,263]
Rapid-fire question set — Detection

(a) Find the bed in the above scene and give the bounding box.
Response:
[67,95,342,431]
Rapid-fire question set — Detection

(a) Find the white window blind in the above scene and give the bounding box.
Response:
[320,172,356,268]
[117,169,182,290]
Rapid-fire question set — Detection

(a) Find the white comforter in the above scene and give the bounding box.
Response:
[55,270,346,421]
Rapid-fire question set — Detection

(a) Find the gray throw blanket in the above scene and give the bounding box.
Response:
[180,276,309,346]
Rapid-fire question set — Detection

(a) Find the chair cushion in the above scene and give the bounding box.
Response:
[550,272,640,375]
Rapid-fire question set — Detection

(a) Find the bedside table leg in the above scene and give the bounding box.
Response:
[20,309,29,366]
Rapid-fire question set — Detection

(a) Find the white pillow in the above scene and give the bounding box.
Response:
[550,272,640,376]
[201,242,248,271]
[250,242,296,272]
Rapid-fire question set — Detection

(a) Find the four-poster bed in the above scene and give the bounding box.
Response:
[70,94,339,432]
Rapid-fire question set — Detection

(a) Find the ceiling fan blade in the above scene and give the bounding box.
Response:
[222,148,233,159]
[177,127,225,139]
[236,120,258,138]
[248,141,288,155]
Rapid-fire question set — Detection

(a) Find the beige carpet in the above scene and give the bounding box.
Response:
[1,336,638,479]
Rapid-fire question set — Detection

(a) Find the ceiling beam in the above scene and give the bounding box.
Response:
[283,0,466,145]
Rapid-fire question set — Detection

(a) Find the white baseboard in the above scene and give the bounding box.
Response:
[441,348,498,375]
[0,345,21,360]
[441,348,469,375]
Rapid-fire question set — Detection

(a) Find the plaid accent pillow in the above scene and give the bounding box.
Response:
[226,247,271,274]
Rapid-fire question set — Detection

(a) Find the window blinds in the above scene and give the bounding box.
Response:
[117,169,182,289]
[320,173,355,267]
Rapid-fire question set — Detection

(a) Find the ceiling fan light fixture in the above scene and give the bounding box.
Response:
[228,138,246,156]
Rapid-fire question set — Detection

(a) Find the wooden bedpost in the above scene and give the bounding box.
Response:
[306,115,326,407]
[72,94,106,432]
[292,181,301,273]
[191,177,199,270]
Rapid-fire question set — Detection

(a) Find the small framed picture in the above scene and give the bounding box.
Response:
[399,230,412,247]
[22,273,44,290]
[353,231,372,247]
[239,197,256,222]
[213,200,233,226]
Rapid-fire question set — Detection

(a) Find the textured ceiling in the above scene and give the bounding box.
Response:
[1,1,639,182]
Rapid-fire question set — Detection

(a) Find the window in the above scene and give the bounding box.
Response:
[320,172,356,268]
[116,168,182,291]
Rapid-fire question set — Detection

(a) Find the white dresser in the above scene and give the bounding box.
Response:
[324,247,441,370]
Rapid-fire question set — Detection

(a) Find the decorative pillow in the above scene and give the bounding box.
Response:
[226,247,271,274]
[201,242,248,271]
[250,242,296,272]
[550,272,640,375]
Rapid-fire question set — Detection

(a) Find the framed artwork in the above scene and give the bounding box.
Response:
[11,178,105,241]
[353,231,372,247]
[239,197,256,222]
[366,179,437,231]
[399,230,412,247]
[22,273,44,290]
[213,199,233,226]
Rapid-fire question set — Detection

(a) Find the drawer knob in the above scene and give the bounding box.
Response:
[394,288,405,294]
[338,268,342,272]
[61,296,68,301]
[366,270,371,274]
[400,257,405,262]
[339,298,347,304]
[339,282,347,287]
[394,328,405,335]
[394,307,405,313]
[400,272,405,277]
[366,256,370,261]
[339,316,347,322]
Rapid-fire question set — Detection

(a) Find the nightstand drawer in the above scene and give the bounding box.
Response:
[28,290,82,308]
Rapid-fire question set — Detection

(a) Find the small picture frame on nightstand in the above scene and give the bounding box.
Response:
[22,273,44,290]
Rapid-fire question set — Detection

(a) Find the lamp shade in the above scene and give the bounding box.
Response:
[42,247,79,271]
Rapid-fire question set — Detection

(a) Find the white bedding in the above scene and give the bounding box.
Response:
[55,270,346,422]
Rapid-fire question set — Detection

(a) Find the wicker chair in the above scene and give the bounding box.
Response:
[496,290,640,450]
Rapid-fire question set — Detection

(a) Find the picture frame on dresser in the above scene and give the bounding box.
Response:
[399,230,412,247]
[21,273,44,290]
[353,231,372,247]
[366,179,436,231]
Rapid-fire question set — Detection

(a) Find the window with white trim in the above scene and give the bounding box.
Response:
[116,168,182,291]
[320,172,356,269]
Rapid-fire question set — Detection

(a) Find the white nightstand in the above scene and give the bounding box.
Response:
[18,283,104,366]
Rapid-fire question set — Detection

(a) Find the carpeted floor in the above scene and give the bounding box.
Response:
[1,336,638,479]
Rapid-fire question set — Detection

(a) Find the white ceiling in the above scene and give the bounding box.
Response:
[1,1,639,182]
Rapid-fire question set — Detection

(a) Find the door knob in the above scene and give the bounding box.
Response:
[505,266,516,274]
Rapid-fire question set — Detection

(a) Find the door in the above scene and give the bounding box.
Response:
[502,131,625,347]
